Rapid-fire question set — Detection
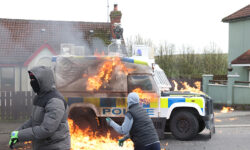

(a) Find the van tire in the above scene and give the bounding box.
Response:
[198,120,205,133]
[170,110,199,140]
[68,107,98,134]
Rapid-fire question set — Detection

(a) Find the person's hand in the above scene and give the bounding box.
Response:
[9,131,19,149]
[106,117,112,126]
[118,138,124,147]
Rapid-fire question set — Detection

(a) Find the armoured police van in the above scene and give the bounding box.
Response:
[52,54,215,140]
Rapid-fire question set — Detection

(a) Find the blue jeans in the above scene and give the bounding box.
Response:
[134,142,161,150]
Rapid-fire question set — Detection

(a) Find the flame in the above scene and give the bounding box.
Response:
[94,51,105,57]
[68,118,134,150]
[172,80,205,94]
[220,106,234,113]
[215,119,222,122]
[13,141,32,150]
[86,60,112,91]
[132,88,157,105]
[172,80,178,91]
[86,57,134,91]
[82,74,88,78]
[229,117,237,121]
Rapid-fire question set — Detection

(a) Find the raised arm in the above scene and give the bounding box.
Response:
[109,112,133,135]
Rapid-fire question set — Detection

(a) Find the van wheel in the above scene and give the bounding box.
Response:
[198,120,205,133]
[68,107,98,134]
[170,110,199,140]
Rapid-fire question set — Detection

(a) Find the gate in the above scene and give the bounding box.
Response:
[0,91,34,120]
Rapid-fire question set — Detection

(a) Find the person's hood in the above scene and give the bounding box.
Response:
[127,92,140,107]
[28,66,56,95]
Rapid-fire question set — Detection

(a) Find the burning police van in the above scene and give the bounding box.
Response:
[51,47,215,141]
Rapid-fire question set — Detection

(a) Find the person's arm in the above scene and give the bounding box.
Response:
[109,112,133,135]
[117,133,130,147]
[17,98,65,141]
[120,134,130,141]
[17,118,32,130]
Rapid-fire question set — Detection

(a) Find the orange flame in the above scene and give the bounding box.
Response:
[14,141,32,150]
[86,57,134,91]
[132,88,157,105]
[94,51,105,57]
[215,119,222,122]
[173,80,205,94]
[68,118,134,150]
[220,106,234,113]
[172,80,178,91]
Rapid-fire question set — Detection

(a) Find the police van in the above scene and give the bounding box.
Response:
[52,45,215,140]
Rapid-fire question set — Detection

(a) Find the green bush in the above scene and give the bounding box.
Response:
[126,36,228,78]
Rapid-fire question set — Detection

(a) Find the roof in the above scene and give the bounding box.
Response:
[231,49,250,66]
[222,5,250,22]
[0,18,111,66]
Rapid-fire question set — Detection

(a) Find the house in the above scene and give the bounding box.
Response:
[202,4,250,106]
[222,4,250,82]
[0,4,123,91]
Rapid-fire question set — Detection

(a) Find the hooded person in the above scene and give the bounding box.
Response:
[9,66,71,150]
[106,92,160,150]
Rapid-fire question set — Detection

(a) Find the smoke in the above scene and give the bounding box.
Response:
[40,21,109,56]
[46,21,91,55]
[92,37,108,55]
[0,19,110,61]
[0,22,27,64]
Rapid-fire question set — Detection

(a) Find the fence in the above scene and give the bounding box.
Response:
[0,91,34,120]
[203,74,250,105]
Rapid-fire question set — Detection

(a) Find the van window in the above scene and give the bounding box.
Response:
[128,75,157,92]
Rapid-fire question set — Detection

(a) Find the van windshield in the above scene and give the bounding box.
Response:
[128,74,157,93]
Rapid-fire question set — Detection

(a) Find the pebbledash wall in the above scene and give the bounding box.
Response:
[228,19,250,82]
[203,74,250,105]
[205,5,250,105]
[2,47,54,92]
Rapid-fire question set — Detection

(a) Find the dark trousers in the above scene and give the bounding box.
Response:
[134,142,161,150]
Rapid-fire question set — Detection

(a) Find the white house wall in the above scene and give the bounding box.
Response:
[21,67,29,91]
[27,48,54,70]
[229,20,250,81]
[14,67,20,91]
[23,47,55,92]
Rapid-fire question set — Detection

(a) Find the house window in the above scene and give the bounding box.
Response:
[1,67,15,91]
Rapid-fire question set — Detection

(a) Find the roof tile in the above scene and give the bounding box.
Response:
[222,4,250,22]
[0,18,111,65]
[231,49,250,64]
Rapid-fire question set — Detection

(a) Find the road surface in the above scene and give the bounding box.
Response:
[1,109,250,150]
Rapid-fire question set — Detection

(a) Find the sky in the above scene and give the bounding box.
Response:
[0,0,250,53]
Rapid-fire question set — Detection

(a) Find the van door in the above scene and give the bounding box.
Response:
[127,74,160,117]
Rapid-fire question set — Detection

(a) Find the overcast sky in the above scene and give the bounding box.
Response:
[0,0,249,53]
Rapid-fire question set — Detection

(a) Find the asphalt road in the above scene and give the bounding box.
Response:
[1,110,250,150]
[161,110,250,150]
[161,127,250,150]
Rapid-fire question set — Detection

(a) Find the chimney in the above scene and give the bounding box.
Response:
[110,4,122,39]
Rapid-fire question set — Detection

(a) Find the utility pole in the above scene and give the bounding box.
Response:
[107,0,109,22]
